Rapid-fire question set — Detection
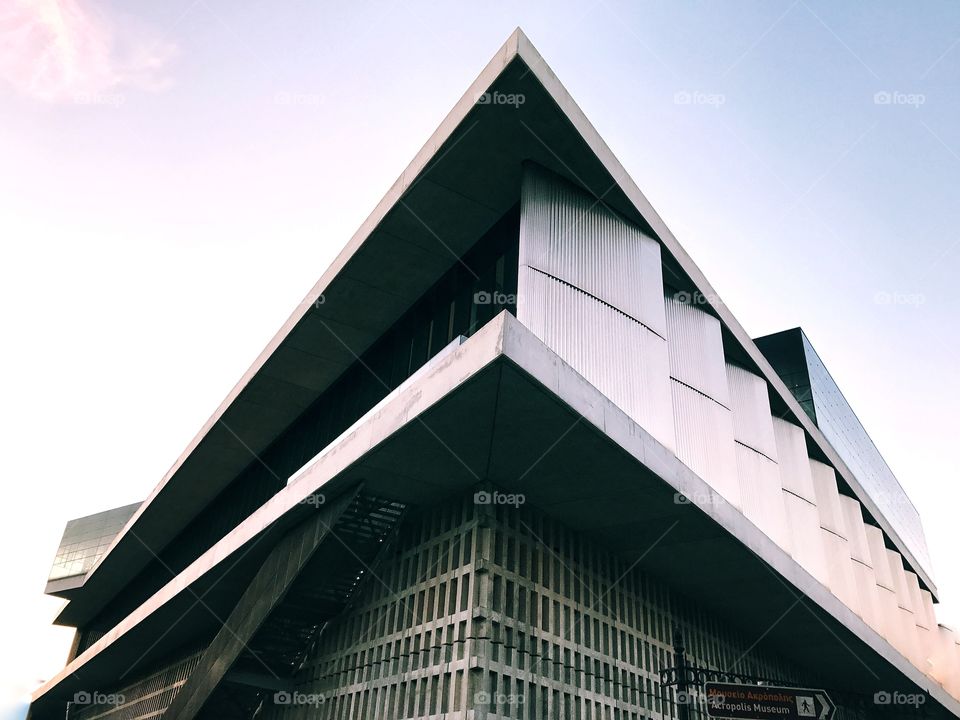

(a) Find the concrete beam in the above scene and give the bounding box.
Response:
[163,488,357,719]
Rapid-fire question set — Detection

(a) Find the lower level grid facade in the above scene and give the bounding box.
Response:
[252,493,866,720]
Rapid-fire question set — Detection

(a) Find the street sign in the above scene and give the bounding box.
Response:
[704,682,836,720]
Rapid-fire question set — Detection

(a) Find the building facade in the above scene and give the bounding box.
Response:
[30,29,959,720]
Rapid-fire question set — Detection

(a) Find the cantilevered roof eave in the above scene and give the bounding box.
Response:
[505,32,939,595]
[31,313,959,719]
[57,28,533,621]
[67,26,934,627]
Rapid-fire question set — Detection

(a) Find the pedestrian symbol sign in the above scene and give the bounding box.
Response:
[704,682,836,720]
[796,695,815,717]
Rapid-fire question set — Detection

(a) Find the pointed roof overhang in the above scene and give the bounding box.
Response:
[30,314,959,719]
[59,28,934,630]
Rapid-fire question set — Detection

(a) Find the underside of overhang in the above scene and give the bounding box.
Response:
[61,27,935,636]
[32,315,959,719]
[64,29,933,632]
[60,32,669,627]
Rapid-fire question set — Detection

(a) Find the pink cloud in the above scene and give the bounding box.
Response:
[0,0,177,103]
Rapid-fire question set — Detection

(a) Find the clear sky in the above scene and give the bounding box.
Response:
[2,1,959,716]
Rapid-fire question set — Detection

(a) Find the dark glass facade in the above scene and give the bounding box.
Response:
[755,327,933,581]
[48,503,141,584]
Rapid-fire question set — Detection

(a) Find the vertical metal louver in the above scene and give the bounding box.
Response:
[517,164,675,450]
[839,495,879,629]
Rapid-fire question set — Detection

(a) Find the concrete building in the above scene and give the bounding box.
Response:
[29,29,960,720]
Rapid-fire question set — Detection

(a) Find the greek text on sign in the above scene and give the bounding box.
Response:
[704,682,835,720]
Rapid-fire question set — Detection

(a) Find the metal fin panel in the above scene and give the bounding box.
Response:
[810,459,846,538]
[518,267,675,449]
[866,525,895,591]
[821,527,861,616]
[669,380,740,508]
[932,626,960,695]
[520,163,666,336]
[887,549,924,666]
[782,490,830,587]
[839,496,872,566]
[726,364,777,460]
[850,559,880,630]
[907,572,931,631]
[735,442,791,552]
[771,418,816,504]
[664,296,730,406]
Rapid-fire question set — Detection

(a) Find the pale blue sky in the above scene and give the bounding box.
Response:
[2,1,959,716]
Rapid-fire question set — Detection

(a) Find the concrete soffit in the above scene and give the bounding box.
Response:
[60,26,933,637]
[31,314,960,718]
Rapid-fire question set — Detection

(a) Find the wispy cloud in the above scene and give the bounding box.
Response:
[0,0,177,103]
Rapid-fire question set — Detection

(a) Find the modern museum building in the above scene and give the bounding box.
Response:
[28,29,960,720]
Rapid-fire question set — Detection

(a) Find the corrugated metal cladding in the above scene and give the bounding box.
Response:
[519,163,666,337]
[907,573,931,630]
[771,418,816,503]
[866,526,895,591]
[839,496,872,565]
[888,549,914,612]
[669,380,740,508]
[876,585,904,655]
[517,165,675,450]
[782,491,830,586]
[725,364,778,460]
[839,495,880,628]
[664,296,730,405]
[518,267,675,448]
[663,297,740,507]
[810,459,846,537]
[921,590,938,631]
[772,416,831,586]
[514,164,956,684]
[735,443,791,552]
[912,582,935,669]
[934,627,960,694]
[868,524,903,653]
[886,549,925,666]
[952,637,960,695]
[823,529,861,615]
